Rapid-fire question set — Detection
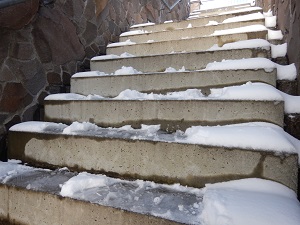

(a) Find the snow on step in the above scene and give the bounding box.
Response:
[107,30,267,57]
[0,162,188,225]
[44,83,284,130]
[71,68,276,97]
[120,19,265,44]
[130,8,263,32]
[1,161,300,225]
[8,121,299,192]
[90,47,270,74]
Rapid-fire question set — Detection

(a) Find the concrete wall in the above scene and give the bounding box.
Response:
[0,0,190,156]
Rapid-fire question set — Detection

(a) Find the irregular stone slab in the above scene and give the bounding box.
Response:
[71,69,277,97]
[120,19,265,43]
[8,123,298,191]
[91,48,270,74]
[108,31,267,56]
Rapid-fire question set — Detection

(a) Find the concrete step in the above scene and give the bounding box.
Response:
[91,47,270,74]
[71,69,277,97]
[0,161,194,225]
[43,84,284,131]
[191,4,252,17]
[130,7,262,32]
[8,122,298,192]
[108,30,267,56]
[120,19,265,43]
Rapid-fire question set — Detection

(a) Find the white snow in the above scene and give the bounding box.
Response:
[164,66,186,73]
[211,24,267,36]
[187,23,193,28]
[63,122,99,134]
[222,12,264,23]
[265,16,277,28]
[120,52,135,57]
[120,30,148,37]
[271,43,287,58]
[263,10,273,17]
[114,66,142,75]
[200,178,300,225]
[91,52,135,61]
[268,29,283,40]
[206,21,219,26]
[107,39,136,47]
[203,58,297,80]
[60,172,107,197]
[208,39,270,51]
[72,71,108,78]
[130,22,155,28]
[177,122,296,154]
[9,121,67,133]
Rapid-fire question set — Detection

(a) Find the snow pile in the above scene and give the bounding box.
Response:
[164,66,186,73]
[63,122,99,134]
[177,122,297,154]
[203,58,297,81]
[271,43,287,58]
[114,66,142,75]
[120,30,149,37]
[209,82,283,101]
[201,179,300,225]
[268,30,283,40]
[107,39,136,48]
[265,16,277,28]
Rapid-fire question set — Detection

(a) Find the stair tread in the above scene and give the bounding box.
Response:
[8,121,299,192]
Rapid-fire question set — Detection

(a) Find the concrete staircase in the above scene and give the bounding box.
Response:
[2,4,299,225]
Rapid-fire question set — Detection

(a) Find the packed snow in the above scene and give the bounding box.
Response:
[1,161,299,225]
[268,29,283,40]
[92,52,135,61]
[265,16,277,27]
[211,24,267,36]
[203,58,297,80]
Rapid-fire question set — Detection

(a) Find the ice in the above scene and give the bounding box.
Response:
[268,29,283,40]
[212,24,267,36]
[203,58,297,81]
[222,12,264,23]
[200,179,300,225]
[271,43,287,58]
[265,16,277,28]
[107,39,136,47]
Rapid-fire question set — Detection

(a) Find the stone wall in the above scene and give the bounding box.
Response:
[0,0,190,157]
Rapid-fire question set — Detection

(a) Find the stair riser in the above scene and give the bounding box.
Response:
[44,100,284,130]
[91,48,270,73]
[8,132,298,191]
[130,9,262,32]
[71,69,277,97]
[120,19,264,43]
[0,185,180,225]
[108,31,267,56]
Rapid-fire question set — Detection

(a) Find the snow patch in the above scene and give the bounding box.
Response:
[268,30,283,40]
[164,66,186,73]
[107,39,136,47]
[271,43,287,58]
[130,22,155,28]
[265,16,277,28]
[222,12,264,23]
[212,25,267,36]
[120,30,148,37]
